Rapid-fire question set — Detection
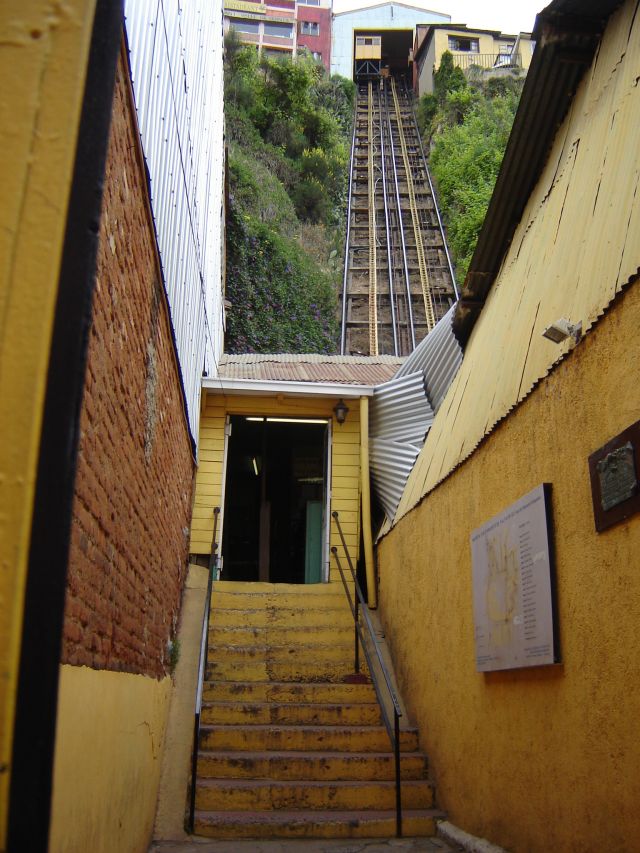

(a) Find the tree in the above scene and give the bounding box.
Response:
[420,55,524,282]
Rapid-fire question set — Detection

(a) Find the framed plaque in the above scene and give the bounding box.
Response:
[588,420,640,532]
[470,484,560,672]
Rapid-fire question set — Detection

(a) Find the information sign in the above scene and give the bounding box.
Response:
[470,484,559,672]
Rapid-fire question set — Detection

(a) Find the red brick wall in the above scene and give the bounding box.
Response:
[297,7,331,71]
[62,52,195,679]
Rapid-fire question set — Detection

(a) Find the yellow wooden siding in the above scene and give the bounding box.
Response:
[396,0,640,522]
[190,392,362,567]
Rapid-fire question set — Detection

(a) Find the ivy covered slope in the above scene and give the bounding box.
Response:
[224,35,355,353]
[418,53,525,284]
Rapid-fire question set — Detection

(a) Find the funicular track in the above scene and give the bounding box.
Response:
[340,76,458,356]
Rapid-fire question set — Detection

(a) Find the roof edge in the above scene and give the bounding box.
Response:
[452,0,624,347]
[203,377,375,397]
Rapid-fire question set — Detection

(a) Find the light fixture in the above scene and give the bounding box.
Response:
[333,399,349,425]
[542,318,582,344]
[245,417,327,424]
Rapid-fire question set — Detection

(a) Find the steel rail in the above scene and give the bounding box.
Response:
[385,84,417,351]
[390,78,436,332]
[402,78,459,300]
[367,81,379,355]
[377,80,399,356]
[340,120,357,354]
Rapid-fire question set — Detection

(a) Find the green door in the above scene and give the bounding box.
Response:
[304,500,323,584]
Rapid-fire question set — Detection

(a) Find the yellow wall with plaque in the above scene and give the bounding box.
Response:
[376,4,640,850]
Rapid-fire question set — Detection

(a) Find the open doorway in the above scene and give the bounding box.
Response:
[222,415,330,584]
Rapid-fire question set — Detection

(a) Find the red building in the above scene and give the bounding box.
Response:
[296,0,332,72]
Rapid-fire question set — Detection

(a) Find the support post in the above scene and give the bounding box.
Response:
[360,396,377,608]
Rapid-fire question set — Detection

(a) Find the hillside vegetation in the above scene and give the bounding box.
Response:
[224,35,355,353]
[418,53,525,284]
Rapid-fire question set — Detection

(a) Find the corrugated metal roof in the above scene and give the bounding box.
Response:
[218,354,403,385]
[125,0,225,440]
[394,0,640,524]
[369,307,462,521]
[396,303,463,411]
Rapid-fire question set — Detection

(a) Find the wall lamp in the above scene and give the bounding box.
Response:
[542,318,582,344]
[333,399,349,425]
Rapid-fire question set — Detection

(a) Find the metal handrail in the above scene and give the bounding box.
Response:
[331,511,403,837]
[188,506,220,833]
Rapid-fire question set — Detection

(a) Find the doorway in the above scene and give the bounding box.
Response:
[222,415,330,584]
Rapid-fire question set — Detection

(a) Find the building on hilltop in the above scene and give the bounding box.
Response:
[331,1,450,81]
[223,0,332,71]
[413,22,535,95]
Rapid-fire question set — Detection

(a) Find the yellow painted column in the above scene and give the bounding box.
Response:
[0,2,97,841]
[359,397,376,608]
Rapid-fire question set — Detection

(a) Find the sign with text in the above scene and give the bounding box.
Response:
[225,0,266,13]
[470,484,559,672]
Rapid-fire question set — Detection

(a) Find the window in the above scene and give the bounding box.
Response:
[262,47,290,59]
[263,21,293,38]
[300,20,319,36]
[312,51,322,62]
[231,18,259,34]
[298,0,320,5]
[448,36,479,52]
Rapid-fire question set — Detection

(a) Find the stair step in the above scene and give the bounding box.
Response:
[205,659,367,682]
[212,591,352,610]
[193,808,441,838]
[202,680,375,704]
[209,624,355,645]
[195,778,434,811]
[199,724,419,753]
[213,607,354,628]
[200,700,382,726]
[206,642,354,663]
[196,749,429,781]
[213,581,347,595]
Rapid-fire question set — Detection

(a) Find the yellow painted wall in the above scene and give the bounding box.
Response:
[400,0,640,521]
[50,666,172,853]
[377,246,640,850]
[191,392,362,581]
[0,2,96,841]
[153,564,208,840]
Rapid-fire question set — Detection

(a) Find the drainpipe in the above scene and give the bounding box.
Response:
[360,396,377,608]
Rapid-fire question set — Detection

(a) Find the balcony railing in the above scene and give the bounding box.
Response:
[451,52,522,71]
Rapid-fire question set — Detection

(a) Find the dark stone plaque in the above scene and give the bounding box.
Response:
[589,422,640,532]
[597,442,637,511]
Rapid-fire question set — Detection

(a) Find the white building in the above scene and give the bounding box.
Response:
[125,1,226,441]
[331,1,450,80]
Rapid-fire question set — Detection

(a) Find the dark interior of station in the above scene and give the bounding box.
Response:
[353,29,414,78]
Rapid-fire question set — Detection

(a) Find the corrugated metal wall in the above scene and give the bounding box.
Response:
[125,0,225,440]
[395,0,640,522]
[370,305,462,520]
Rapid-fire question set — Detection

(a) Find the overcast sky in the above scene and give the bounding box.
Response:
[332,0,546,35]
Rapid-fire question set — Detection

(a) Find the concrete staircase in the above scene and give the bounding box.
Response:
[193,580,439,839]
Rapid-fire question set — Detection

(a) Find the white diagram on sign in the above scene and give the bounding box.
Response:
[485,529,519,648]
